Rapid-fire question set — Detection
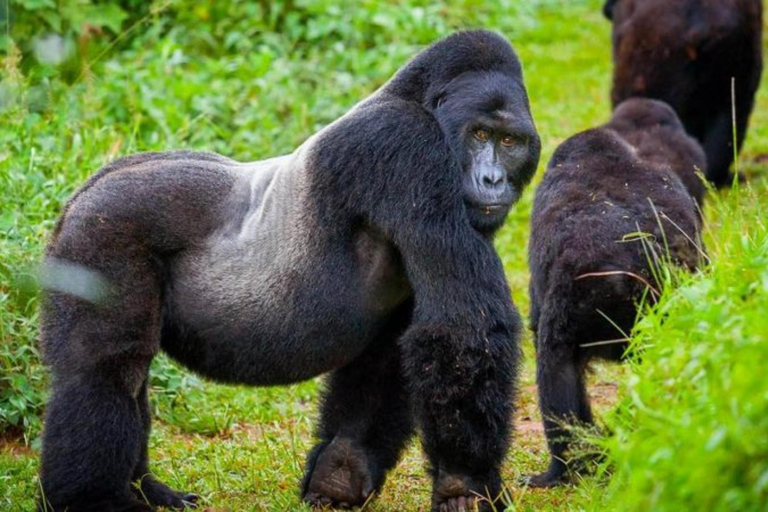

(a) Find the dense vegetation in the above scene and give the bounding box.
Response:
[1,1,767,510]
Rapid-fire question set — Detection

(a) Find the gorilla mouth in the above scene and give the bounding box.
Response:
[466,202,510,216]
[481,204,507,214]
[465,202,511,233]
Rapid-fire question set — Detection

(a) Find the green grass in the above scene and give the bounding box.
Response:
[2,0,768,510]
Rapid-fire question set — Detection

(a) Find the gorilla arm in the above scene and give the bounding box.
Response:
[397,224,519,505]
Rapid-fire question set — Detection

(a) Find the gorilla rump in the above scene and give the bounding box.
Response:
[604,0,763,185]
[37,30,541,512]
[526,98,705,487]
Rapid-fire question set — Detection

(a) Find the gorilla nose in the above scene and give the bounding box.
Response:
[482,174,505,187]
[467,164,513,208]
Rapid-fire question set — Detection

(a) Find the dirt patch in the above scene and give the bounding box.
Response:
[513,377,620,439]
[0,434,34,458]
[590,381,618,409]
[516,418,544,434]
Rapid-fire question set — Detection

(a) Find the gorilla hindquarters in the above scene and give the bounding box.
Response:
[38,30,540,512]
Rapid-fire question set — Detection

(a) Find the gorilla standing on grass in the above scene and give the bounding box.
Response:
[526,98,705,487]
[604,0,763,186]
[38,30,540,512]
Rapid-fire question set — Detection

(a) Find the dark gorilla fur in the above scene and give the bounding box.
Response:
[525,98,705,487]
[37,30,541,512]
[604,0,763,186]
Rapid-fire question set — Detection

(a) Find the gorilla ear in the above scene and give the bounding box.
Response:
[603,0,618,19]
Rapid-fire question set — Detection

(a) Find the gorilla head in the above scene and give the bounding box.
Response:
[609,98,708,205]
[610,97,685,132]
[358,29,541,235]
[433,71,539,232]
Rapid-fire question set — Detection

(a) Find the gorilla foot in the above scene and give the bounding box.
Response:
[437,496,476,512]
[133,475,199,509]
[433,471,495,512]
[521,469,567,488]
[523,451,601,488]
[303,437,375,509]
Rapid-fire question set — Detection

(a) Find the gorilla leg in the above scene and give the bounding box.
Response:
[302,307,414,509]
[701,110,740,186]
[131,380,199,509]
[526,340,592,488]
[39,365,153,512]
[39,220,171,511]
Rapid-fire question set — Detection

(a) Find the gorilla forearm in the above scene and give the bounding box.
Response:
[400,236,519,492]
[404,320,517,467]
[302,304,415,507]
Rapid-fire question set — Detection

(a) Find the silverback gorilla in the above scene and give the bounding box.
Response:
[37,30,541,512]
[526,98,705,487]
[604,0,763,186]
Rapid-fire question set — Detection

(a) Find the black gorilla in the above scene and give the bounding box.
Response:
[526,98,705,487]
[37,30,541,512]
[604,0,763,186]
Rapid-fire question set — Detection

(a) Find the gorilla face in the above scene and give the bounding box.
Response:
[433,71,540,234]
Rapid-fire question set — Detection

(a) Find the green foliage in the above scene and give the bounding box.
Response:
[2,0,563,84]
[598,188,768,511]
[1,0,129,78]
[3,0,128,41]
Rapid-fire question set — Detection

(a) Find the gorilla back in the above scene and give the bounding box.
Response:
[38,30,540,512]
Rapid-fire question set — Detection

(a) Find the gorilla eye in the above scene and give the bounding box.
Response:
[501,135,517,147]
[474,129,490,142]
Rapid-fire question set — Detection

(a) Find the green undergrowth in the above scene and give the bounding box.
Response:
[595,186,768,511]
[2,0,768,510]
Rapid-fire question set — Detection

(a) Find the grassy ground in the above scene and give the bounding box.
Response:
[2,1,767,510]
